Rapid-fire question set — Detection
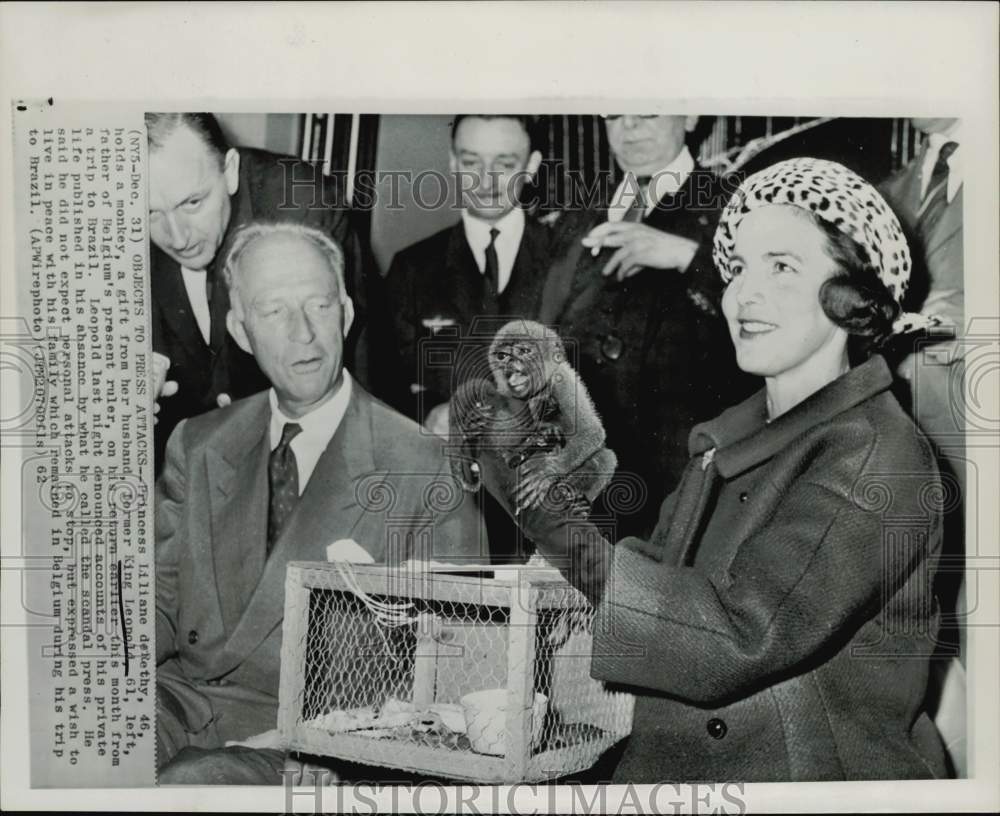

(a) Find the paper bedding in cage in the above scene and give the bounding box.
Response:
[305,696,468,740]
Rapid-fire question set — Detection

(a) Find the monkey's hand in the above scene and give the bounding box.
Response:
[514,455,561,512]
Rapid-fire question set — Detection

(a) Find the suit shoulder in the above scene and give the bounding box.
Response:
[390,223,459,268]
[239,146,296,180]
[176,391,269,448]
[366,394,449,467]
[238,147,348,219]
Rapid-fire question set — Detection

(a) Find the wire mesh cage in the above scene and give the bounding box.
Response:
[278,561,634,783]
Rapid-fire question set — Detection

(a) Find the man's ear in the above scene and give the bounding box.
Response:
[226,308,253,355]
[525,150,542,179]
[448,150,459,174]
[341,296,355,339]
[223,148,240,196]
[684,115,699,134]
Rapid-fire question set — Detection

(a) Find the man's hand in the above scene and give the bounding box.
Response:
[582,222,699,282]
[424,402,451,438]
[152,352,179,425]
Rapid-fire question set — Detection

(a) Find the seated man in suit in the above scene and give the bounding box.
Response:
[540,114,753,538]
[384,114,555,563]
[146,112,388,474]
[155,221,486,784]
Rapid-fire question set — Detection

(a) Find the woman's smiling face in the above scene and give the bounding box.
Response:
[721,204,848,382]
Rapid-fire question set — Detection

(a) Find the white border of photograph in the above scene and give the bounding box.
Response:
[1,2,997,812]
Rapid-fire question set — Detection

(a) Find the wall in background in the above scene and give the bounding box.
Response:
[369,114,457,274]
[215,113,300,156]
[213,112,445,275]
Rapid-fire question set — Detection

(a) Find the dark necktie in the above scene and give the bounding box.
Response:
[204,268,217,349]
[484,227,501,294]
[267,422,302,555]
[918,140,958,237]
[622,175,652,223]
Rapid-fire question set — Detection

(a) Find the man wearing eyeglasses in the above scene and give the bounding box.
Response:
[541,114,750,538]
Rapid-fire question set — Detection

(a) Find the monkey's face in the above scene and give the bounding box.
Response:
[490,339,544,398]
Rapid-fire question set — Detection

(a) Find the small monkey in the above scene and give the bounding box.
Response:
[450,320,617,514]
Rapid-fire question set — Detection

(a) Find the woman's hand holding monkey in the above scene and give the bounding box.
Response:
[514,455,560,512]
[582,222,698,282]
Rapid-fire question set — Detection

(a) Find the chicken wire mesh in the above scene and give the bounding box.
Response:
[278,561,634,783]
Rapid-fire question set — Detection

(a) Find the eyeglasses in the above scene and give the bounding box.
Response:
[599,114,662,121]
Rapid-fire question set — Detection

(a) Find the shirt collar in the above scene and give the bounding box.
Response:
[922,123,963,201]
[648,145,696,205]
[460,207,526,293]
[268,369,353,451]
[688,355,893,478]
[461,206,525,256]
[609,145,695,219]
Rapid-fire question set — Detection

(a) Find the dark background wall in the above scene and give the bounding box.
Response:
[216,113,924,275]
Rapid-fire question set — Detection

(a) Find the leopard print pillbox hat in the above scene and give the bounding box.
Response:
[712,157,941,335]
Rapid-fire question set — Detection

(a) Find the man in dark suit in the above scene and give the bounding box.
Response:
[384,115,554,562]
[540,114,752,538]
[882,117,966,776]
[155,222,485,784]
[146,112,387,474]
[384,114,553,432]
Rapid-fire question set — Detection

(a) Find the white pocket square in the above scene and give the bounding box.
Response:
[326,538,375,564]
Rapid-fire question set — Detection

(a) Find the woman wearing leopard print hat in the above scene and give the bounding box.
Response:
[511,157,949,781]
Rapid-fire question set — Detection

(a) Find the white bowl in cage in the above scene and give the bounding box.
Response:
[460,689,548,756]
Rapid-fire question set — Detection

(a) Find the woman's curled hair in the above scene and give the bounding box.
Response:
[812,214,901,360]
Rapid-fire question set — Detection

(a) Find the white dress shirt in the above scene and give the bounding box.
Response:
[919,122,963,203]
[607,145,696,223]
[461,206,526,295]
[181,266,212,345]
[268,371,353,494]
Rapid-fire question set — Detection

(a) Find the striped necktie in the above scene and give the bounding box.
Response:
[267,422,302,555]
[622,175,652,223]
[918,141,958,237]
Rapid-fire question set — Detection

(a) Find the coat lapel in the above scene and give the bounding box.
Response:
[152,249,213,362]
[501,219,547,317]
[206,395,270,634]
[922,186,962,257]
[444,223,492,317]
[210,385,378,678]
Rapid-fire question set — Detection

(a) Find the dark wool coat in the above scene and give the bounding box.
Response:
[522,356,948,782]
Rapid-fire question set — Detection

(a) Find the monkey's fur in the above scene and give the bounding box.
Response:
[449,320,617,514]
